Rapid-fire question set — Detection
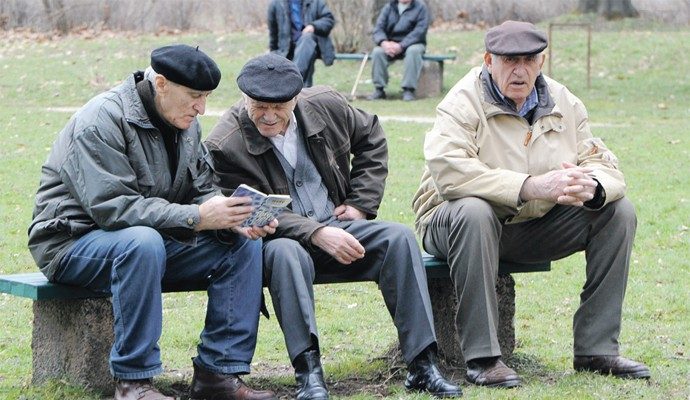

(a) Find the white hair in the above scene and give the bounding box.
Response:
[144,66,159,85]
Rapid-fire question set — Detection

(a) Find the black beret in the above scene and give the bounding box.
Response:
[485,20,548,56]
[151,44,221,91]
[237,53,303,103]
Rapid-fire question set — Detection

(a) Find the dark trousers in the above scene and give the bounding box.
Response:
[290,32,319,87]
[263,219,436,364]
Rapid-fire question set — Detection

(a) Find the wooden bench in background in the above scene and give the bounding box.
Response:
[334,53,457,99]
[0,255,549,395]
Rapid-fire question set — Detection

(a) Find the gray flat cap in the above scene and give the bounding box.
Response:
[485,20,548,56]
[237,53,303,103]
[151,44,221,91]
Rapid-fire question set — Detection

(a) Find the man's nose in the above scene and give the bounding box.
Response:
[193,97,206,115]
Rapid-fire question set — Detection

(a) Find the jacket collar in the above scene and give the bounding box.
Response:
[118,72,154,129]
[239,98,327,156]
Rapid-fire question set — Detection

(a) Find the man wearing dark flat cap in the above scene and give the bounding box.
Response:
[206,53,462,400]
[29,44,278,400]
[413,20,650,388]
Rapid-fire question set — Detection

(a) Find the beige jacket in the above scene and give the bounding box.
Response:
[413,66,626,238]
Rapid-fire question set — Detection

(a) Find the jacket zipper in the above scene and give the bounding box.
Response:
[523,129,532,146]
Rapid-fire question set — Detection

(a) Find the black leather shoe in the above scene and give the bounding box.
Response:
[189,361,277,400]
[293,350,329,400]
[368,87,386,100]
[405,347,462,398]
[465,357,521,388]
[574,355,650,379]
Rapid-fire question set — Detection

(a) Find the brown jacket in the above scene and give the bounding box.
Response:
[205,85,388,248]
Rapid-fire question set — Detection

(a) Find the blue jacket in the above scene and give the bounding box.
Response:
[268,0,336,66]
[373,0,430,50]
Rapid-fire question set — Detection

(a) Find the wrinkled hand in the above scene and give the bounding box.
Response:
[519,162,598,207]
[334,204,367,221]
[196,195,253,231]
[233,218,279,240]
[311,226,365,264]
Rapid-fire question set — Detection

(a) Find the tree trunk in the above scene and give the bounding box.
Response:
[372,0,388,26]
[578,0,639,19]
[41,0,69,34]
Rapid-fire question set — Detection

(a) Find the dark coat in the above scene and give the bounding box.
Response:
[268,0,336,66]
[28,73,220,280]
[205,86,388,248]
[373,0,430,50]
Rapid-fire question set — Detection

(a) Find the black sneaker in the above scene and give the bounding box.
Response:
[368,87,386,100]
[402,88,416,101]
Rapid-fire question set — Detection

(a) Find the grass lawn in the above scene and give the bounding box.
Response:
[0,19,688,399]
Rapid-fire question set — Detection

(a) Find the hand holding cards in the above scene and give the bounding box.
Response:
[230,184,291,227]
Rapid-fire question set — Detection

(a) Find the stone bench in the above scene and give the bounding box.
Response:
[0,255,549,394]
[334,53,457,98]
[422,253,551,366]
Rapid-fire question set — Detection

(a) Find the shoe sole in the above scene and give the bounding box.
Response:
[575,367,651,380]
[405,387,463,398]
[466,378,521,388]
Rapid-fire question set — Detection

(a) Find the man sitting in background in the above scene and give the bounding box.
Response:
[268,0,336,87]
[369,0,430,101]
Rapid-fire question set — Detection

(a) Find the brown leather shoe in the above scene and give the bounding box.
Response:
[189,362,277,400]
[574,355,650,379]
[115,379,173,400]
[465,357,521,388]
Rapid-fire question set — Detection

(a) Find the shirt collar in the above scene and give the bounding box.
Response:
[489,76,539,117]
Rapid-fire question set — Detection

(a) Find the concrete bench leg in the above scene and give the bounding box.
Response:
[415,61,443,98]
[427,273,516,366]
[32,298,115,395]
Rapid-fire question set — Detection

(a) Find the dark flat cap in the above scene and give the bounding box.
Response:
[485,20,548,56]
[237,53,303,103]
[151,44,221,91]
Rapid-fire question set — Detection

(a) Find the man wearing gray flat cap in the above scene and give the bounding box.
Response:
[206,53,462,399]
[29,44,278,400]
[413,20,650,388]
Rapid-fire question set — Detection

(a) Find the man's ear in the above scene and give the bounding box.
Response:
[483,52,493,72]
[154,75,168,93]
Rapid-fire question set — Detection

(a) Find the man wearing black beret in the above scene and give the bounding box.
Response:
[206,53,462,399]
[414,20,650,388]
[28,44,278,400]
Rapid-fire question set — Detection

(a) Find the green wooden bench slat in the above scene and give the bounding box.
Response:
[0,273,211,301]
[334,53,456,62]
[2,254,550,301]
[422,253,550,279]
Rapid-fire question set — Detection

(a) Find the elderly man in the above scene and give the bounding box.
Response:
[369,0,430,101]
[413,20,650,388]
[205,53,462,400]
[268,0,336,87]
[28,44,277,400]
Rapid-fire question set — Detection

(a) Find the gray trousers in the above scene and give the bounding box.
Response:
[422,197,636,362]
[263,219,436,364]
[371,43,426,90]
